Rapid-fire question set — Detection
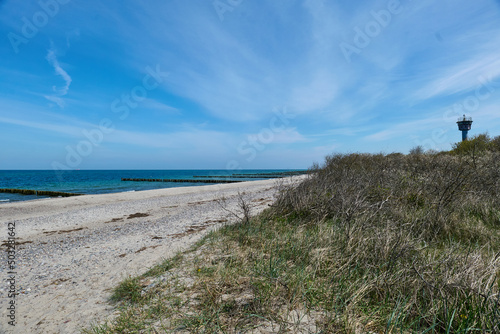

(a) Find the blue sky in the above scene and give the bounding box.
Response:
[1,0,500,170]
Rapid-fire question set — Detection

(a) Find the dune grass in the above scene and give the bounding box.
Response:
[84,140,500,333]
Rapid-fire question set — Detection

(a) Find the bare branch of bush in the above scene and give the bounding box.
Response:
[215,191,253,225]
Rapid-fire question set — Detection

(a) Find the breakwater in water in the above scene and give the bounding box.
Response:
[233,171,307,176]
[121,178,242,184]
[0,170,305,203]
[192,171,309,179]
[0,188,83,197]
[193,175,281,179]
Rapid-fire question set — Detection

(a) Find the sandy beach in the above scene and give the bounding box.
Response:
[0,178,293,334]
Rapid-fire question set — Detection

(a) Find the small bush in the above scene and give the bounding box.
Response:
[409,145,424,155]
[451,133,499,156]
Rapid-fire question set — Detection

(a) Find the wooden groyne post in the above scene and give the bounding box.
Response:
[0,189,83,197]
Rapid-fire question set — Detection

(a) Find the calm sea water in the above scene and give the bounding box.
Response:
[0,170,297,203]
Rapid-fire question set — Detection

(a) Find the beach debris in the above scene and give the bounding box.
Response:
[135,245,161,253]
[127,212,150,219]
[104,217,124,223]
[43,227,87,235]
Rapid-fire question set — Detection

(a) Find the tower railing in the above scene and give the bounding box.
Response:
[457,116,472,122]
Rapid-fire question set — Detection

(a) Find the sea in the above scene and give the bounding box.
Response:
[0,170,300,203]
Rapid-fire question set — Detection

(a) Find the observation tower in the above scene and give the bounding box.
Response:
[457,115,473,141]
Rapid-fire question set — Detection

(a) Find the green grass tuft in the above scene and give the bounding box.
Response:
[109,277,143,304]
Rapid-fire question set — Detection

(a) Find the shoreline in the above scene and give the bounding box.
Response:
[0,177,302,333]
[0,180,288,206]
[0,170,306,206]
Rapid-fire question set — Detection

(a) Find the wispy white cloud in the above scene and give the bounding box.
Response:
[45,48,72,108]
[43,95,65,109]
[65,29,81,48]
[0,98,103,137]
[244,128,309,145]
[413,54,500,101]
[363,117,444,142]
[0,112,233,153]
[0,116,84,138]
[290,71,339,113]
[111,1,356,121]
[140,98,180,115]
[272,128,310,144]
[106,128,232,151]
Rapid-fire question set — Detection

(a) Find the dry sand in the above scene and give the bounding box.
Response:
[0,178,296,334]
